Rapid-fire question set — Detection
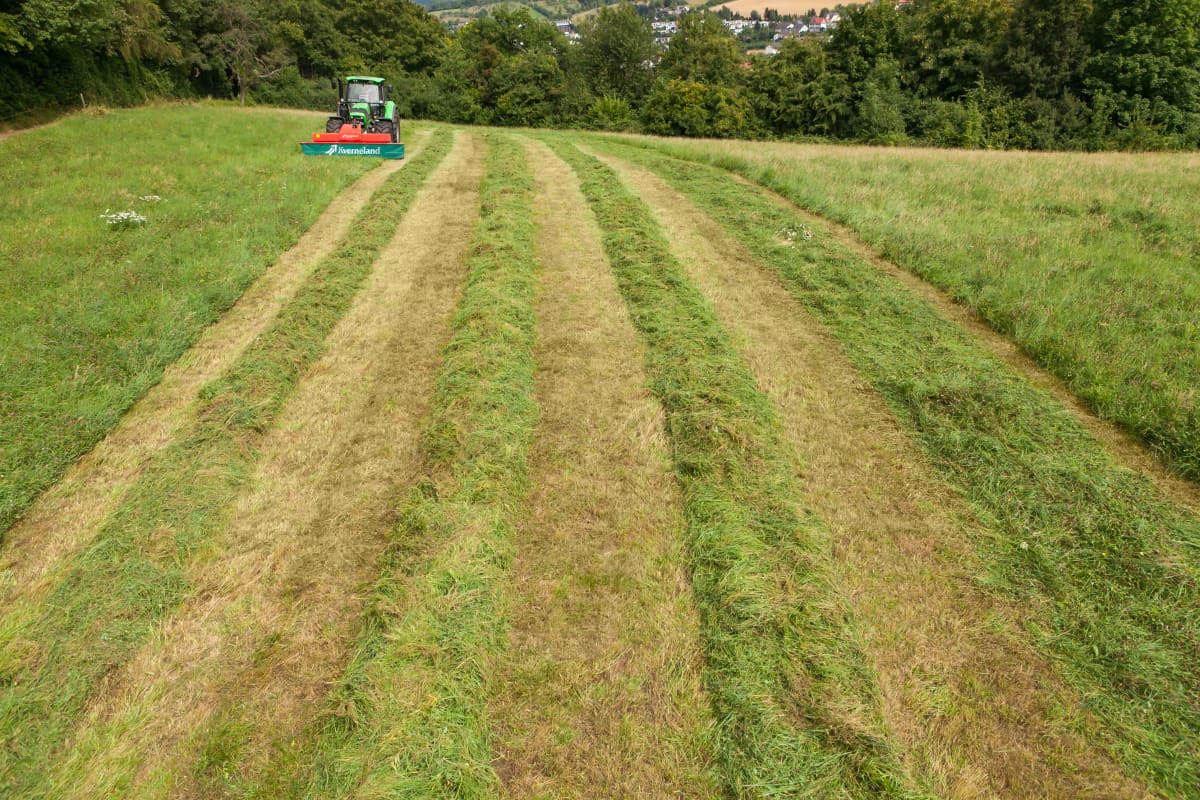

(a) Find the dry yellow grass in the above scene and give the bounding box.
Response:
[0,136,426,613]
[487,139,718,798]
[39,131,485,800]
[603,152,1151,800]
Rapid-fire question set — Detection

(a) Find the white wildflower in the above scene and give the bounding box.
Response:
[100,210,147,229]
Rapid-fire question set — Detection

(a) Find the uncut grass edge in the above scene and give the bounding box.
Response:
[485,137,721,797]
[245,132,538,800]
[0,107,379,536]
[0,132,431,617]
[543,136,932,800]
[0,134,454,800]
[594,138,1200,798]
[616,136,1200,485]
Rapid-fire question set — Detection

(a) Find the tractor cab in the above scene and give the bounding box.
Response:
[325,76,400,142]
[303,73,405,158]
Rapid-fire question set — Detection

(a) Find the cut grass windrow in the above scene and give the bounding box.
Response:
[0,134,453,800]
[35,131,484,800]
[595,138,1200,798]
[626,139,1200,483]
[606,151,1148,799]
[488,139,719,797]
[544,136,930,800]
[0,134,428,616]
[249,133,538,800]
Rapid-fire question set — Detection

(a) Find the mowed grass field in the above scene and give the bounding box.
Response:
[0,107,1198,800]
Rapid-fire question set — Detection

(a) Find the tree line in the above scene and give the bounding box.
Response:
[2,0,1197,150]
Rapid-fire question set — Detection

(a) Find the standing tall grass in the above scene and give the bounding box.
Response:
[627,137,1200,482]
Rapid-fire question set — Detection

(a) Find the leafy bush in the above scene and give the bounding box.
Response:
[249,67,336,110]
[642,78,753,139]
[586,94,639,132]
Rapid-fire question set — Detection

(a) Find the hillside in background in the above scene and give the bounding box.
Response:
[1,0,1198,149]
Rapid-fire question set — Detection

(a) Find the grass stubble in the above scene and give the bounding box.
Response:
[597,137,1200,798]
[237,132,539,799]
[0,129,454,800]
[545,135,932,799]
[486,138,719,798]
[599,148,1151,800]
[31,129,482,800]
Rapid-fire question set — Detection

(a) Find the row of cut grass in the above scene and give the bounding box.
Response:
[243,132,539,799]
[595,137,1200,798]
[626,137,1200,482]
[0,132,453,800]
[0,105,377,534]
[544,136,929,799]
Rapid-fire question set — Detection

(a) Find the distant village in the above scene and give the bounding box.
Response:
[548,2,881,55]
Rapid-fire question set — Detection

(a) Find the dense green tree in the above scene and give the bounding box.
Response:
[904,0,1013,98]
[824,1,903,86]
[437,8,567,125]
[1085,0,1200,137]
[576,2,655,102]
[1000,0,1092,99]
[456,6,563,58]
[334,0,445,76]
[659,11,740,85]
[743,38,850,136]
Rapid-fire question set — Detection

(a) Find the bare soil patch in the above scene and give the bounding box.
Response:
[487,139,718,798]
[45,131,481,799]
[602,151,1150,800]
[0,133,428,616]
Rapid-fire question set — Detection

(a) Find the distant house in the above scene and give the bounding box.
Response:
[810,16,827,31]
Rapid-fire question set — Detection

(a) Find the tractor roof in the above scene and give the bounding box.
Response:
[346,76,385,84]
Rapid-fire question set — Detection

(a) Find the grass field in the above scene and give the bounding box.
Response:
[0,104,375,534]
[0,106,1197,799]
[631,137,1200,483]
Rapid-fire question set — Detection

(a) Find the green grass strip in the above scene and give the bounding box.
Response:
[596,138,1200,798]
[0,137,452,800]
[245,133,538,800]
[543,136,930,800]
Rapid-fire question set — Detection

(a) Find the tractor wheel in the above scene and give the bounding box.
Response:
[375,119,396,141]
[325,116,343,133]
[391,119,400,143]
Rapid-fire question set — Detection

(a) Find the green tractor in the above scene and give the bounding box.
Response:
[325,76,400,143]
